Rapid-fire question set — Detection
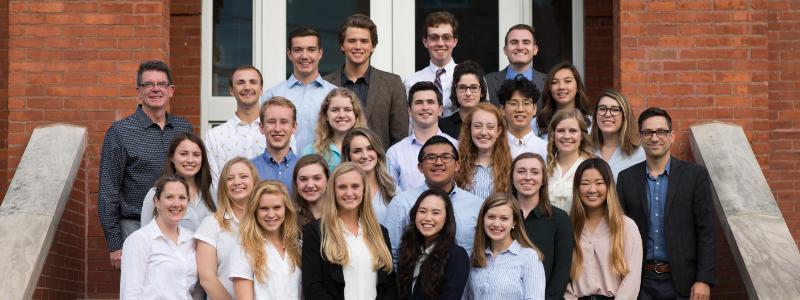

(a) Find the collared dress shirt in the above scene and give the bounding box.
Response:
[384,184,483,264]
[464,240,546,300]
[194,212,241,297]
[468,164,494,200]
[508,131,548,160]
[523,206,574,300]
[120,219,197,300]
[645,159,671,262]
[372,190,397,226]
[228,240,302,300]
[341,221,378,300]
[403,59,458,117]
[301,143,341,171]
[140,188,214,232]
[252,149,298,193]
[262,74,336,151]
[506,67,534,81]
[386,130,458,191]
[341,67,371,108]
[565,216,643,300]
[99,105,194,251]
[549,156,588,213]
[595,145,646,180]
[204,113,265,187]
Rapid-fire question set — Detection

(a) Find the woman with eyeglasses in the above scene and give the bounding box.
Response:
[439,61,488,139]
[589,89,645,179]
[341,127,399,224]
[455,102,512,200]
[535,62,593,141]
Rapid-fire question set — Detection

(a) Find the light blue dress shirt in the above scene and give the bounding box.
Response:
[384,184,483,265]
[506,67,534,81]
[301,143,341,171]
[262,74,336,151]
[386,130,458,191]
[251,150,297,194]
[464,240,546,300]
[468,164,494,200]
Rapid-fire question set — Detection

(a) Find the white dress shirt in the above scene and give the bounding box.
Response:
[120,219,197,300]
[140,188,214,232]
[507,131,548,161]
[228,241,301,300]
[342,222,378,300]
[403,59,458,117]
[549,156,588,213]
[194,212,241,298]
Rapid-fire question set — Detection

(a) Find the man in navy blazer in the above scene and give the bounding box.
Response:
[616,107,715,300]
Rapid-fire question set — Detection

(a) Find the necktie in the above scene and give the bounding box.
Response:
[515,73,526,82]
[434,68,446,92]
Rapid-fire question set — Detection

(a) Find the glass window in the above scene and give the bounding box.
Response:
[531,0,572,75]
[415,0,498,72]
[286,0,370,78]
[211,0,253,96]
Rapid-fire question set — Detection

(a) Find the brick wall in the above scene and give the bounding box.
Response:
[170,0,201,126]
[0,0,9,198]
[584,0,614,100]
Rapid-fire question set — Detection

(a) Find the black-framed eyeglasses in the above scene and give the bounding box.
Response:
[426,34,455,42]
[505,99,535,109]
[597,105,622,117]
[138,81,171,90]
[640,129,671,139]
[421,154,456,164]
[456,84,480,94]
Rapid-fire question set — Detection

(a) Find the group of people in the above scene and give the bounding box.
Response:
[99,11,715,300]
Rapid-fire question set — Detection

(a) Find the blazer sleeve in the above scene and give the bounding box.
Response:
[439,245,470,300]
[378,226,399,300]
[388,74,409,146]
[302,222,336,300]
[616,172,630,213]
[692,166,717,286]
[547,210,574,300]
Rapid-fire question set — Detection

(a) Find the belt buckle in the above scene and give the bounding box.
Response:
[653,262,665,274]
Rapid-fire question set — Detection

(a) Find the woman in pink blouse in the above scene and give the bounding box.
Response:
[565,158,642,300]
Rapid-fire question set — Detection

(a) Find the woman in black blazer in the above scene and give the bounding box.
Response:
[396,189,469,300]
[302,162,397,300]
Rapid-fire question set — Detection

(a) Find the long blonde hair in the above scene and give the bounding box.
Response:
[238,181,302,282]
[569,158,629,280]
[471,193,542,268]
[214,157,260,231]
[456,102,512,193]
[341,127,397,204]
[589,89,640,155]
[546,109,594,176]
[313,88,368,159]
[319,163,393,273]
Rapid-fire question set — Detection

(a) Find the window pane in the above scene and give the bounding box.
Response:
[532,0,572,75]
[287,0,370,78]
[415,0,498,72]
[212,0,253,96]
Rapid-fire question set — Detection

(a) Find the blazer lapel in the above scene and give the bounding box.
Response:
[635,163,650,219]
[364,67,377,121]
[664,157,681,219]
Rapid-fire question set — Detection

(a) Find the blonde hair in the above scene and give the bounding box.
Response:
[319,163,393,273]
[546,109,594,176]
[214,157,260,231]
[456,103,512,194]
[471,193,542,268]
[589,89,640,155]
[341,127,397,204]
[569,158,629,280]
[238,181,302,282]
[313,88,368,160]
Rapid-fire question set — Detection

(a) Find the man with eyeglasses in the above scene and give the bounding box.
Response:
[616,107,716,300]
[99,60,194,269]
[384,135,483,266]
[486,24,546,107]
[403,11,460,117]
[386,81,458,191]
[497,77,546,159]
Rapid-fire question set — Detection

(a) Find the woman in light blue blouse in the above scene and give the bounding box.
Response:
[465,192,546,300]
[589,89,645,179]
[301,87,367,171]
[341,127,399,224]
[455,102,512,200]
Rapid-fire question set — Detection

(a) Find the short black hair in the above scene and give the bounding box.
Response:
[450,60,487,107]
[137,60,172,85]
[287,26,320,50]
[417,135,459,163]
[408,81,443,107]
[496,76,541,107]
[638,107,673,130]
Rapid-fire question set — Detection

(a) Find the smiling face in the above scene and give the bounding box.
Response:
[503,90,537,133]
[415,195,447,243]
[229,68,262,107]
[470,109,501,153]
[155,181,189,225]
[596,96,623,136]
[261,104,297,152]
[550,68,578,109]
[256,193,286,235]
[422,24,458,66]
[288,35,323,79]
[512,157,544,199]
[171,139,202,179]
[347,135,378,173]
[334,170,364,213]
[417,143,460,190]
[483,204,515,244]
[341,27,374,66]
[226,162,256,203]
[137,70,174,111]
[554,117,581,155]
[639,116,674,159]
[455,74,481,109]
[579,168,607,213]
[327,96,357,135]
[296,164,327,203]
[409,90,443,128]
[503,29,538,67]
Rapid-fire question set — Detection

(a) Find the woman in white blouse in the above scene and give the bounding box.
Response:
[302,162,397,300]
[229,180,302,299]
[589,90,645,179]
[546,109,594,212]
[341,127,399,224]
[455,102,512,200]
[141,132,216,231]
[195,157,260,300]
[121,175,198,299]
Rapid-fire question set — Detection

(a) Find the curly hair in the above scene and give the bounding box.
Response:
[312,87,368,161]
[455,102,511,194]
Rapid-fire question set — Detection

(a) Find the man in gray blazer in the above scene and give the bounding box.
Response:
[324,14,409,149]
[485,24,546,107]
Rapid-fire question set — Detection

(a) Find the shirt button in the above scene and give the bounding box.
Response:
[656,182,660,185]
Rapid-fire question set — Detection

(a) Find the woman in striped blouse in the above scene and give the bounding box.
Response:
[464,193,546,300]
[455,102,512,200]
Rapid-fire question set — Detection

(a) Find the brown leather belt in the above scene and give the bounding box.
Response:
[644,261,671,273]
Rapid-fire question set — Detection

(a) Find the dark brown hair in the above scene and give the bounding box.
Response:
[423,11,458,37]
[160,132,215,212]
[338,13,378,47]
[537,61,592,136]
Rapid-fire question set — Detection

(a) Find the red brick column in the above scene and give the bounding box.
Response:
[6,1,171,298]
[170,0,201,125]
[0,0,9,198]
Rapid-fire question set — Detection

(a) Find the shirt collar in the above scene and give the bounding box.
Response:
[132,105,174,129]
[144,218,193,243]
[427,59,457,73]
[288,73,325,88]
[645,157,672,178]
[422,181,459,197]
[505,66,534,81]
[231,113,260,127]
[341,65,372,85]
[263,149,297,164]
[507,130,535,145]
[483,239,522,256]
[410,129,449,145]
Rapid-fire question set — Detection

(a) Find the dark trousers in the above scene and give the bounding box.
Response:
[639,271,689,300]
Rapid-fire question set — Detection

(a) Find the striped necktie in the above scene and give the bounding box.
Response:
[434,68,446,92]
